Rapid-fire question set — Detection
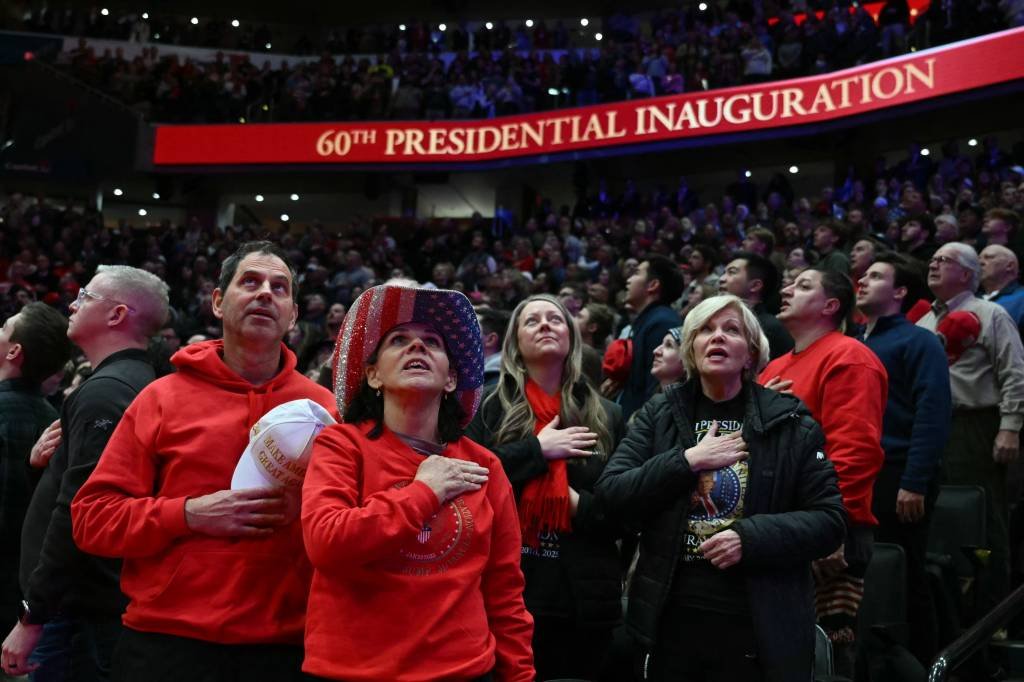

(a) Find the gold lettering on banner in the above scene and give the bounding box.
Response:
[367,56,939,159]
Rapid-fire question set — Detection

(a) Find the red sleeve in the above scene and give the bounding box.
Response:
[301,425,441,571]
[818,361,887,526]
[480,456,535,682]
[71,395,191,558]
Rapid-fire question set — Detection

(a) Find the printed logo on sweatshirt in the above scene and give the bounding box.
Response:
[391,483,475,576]
[92,418,114,430]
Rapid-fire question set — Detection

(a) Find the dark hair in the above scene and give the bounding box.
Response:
[341,343,467,443]
[582,302,615,347]
[645,255,685,305]
[217,241,298,302]
[690,244,718,270]
[899,213,936,240]
[872,251,929,313]
[8,302,73,386]
[809,267,855,330]
[733,252,779,302]
[477,307,511,340]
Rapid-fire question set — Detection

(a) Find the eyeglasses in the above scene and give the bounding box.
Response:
[929,255,963,267]
[75,287,136,313]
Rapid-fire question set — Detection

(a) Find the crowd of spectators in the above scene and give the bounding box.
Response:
[33,1,1014,123]
[2,134,1022,385]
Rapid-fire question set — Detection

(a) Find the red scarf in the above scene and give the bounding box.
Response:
[519,379,572,546]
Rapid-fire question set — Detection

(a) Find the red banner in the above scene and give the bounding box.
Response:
[153,28,1024,167]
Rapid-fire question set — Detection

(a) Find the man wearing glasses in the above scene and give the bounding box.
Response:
[917,243,1024,613]
[2,266,168,679]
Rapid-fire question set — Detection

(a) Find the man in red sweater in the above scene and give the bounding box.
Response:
[71,242,336,682]
[759,267,887,678]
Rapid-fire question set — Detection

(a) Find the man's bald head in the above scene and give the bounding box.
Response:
[979,244,1020,294]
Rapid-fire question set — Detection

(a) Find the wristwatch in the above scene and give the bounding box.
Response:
[17,600,40,626]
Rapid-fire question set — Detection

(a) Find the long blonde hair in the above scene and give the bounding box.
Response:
[486,294,613,458]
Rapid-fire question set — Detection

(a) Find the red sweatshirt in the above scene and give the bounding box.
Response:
[71,340,337,644]
[302,423,534,682]
[759,331,887,526]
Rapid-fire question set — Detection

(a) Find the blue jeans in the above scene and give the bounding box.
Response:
[29,617,120,682]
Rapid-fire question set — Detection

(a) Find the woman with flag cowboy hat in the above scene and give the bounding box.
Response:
[301,284,534,682]
[465,293,626,681]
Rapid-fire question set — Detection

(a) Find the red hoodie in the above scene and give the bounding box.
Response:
[302,423,535,682]
[72,340,337,644]
[759,331,887,526]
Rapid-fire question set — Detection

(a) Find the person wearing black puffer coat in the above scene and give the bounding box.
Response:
[596,295,846,682]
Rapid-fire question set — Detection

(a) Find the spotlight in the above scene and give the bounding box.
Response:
[152,192,160,199]
[699,2,709,11]
[153,33,160,39]
[280,214,290,222]
[231,19,240,28]
[265,42,272,49]
[238,117,246,123]
[438,23,447,32]
[788,165,799,174]
[968,138,978,147]
[920,147,930,156]
[580,18,589,27]
[101,8,109,16]
[525,19,534,28]
[141,12,148,19]
[485,22,493,30]
[744,170,752,178]
[255,194,264,202]
[399,24,406,31]
[190,17,198,25]
[138,209,147,216]
[113,188,123,196]
[595,32,603,41]
[547,87,560,96]
[290,193,300,201]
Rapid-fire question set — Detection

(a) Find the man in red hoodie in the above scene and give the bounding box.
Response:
[71,242,336,682]
[759,267,887,679]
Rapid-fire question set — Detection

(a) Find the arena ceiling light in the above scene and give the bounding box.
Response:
[138,209,147,216]
[280,213,290,222]
[788,165,799,174]
[100,8,109,16]
[920,147,930,156]
[290,193,300,201]
[525,19,534,28]
[438,23,447,32]
[255,194,265,202]
[231,19,240,28]
[141,12,148,19]
[152,192,160,199]
[595,32,603,41]
[744,170,752,178]
[399,24,406,31]
[968,138,978,147]
[265,42,272,49]
[699,2,709,11]
[547,87,559,96]
[485,22,493,30]
[190,16,198,25]
[113,188,124,196]
[580,18,589,27]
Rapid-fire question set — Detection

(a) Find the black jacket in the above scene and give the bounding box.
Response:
[20,348,156,623]
[466,383,626,629]
[595,380,846,682]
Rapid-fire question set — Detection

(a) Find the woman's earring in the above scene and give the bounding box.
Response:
[375,388,382,398]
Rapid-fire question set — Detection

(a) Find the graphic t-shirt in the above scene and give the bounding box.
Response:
[669,391,750,614]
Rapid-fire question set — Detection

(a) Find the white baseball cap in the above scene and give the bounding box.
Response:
[231,399,336,490]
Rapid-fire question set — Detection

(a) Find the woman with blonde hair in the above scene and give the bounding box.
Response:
[467,293,625,681]
[596,295,845,682]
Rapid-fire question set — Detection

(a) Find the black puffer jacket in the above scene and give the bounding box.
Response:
[466,383,626,629]
[595,380,846,682]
